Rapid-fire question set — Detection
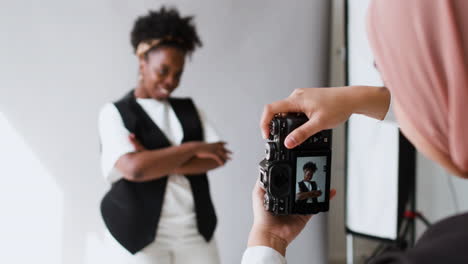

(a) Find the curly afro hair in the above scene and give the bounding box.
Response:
[131,6,202,56]
[303,162,318,172]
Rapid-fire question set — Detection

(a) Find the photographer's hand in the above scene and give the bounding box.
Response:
[247,180,336,256]
[260,86,391,148]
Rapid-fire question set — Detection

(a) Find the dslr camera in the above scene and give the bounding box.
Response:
[259,113,332,215]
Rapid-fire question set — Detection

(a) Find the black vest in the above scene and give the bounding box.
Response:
[100,91,217,254]
[298,181,318,204]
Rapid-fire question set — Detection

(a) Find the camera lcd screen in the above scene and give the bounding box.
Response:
[295,156,328,206]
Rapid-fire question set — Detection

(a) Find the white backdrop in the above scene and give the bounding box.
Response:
[346,0,401,241]
[0,0,331,263]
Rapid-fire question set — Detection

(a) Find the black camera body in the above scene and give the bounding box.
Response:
[259,113,332,215]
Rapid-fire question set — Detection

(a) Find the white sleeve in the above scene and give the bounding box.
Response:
[382,94,398,125]
[196,106,221,143]
[98,103,135,183]
[241,246,287,264]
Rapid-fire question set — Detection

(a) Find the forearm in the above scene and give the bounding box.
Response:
[296,190,319,200]
[172,158,221,175]
[247,226,287,257]
[117,142,201,182]
[346,85,391,120]
[305,191,320,199]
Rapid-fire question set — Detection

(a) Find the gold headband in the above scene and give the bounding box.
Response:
[135,36,184,58]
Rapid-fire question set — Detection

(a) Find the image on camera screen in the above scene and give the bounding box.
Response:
[295,156,327,204]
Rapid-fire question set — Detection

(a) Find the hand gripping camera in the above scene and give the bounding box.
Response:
[259,113,332,215]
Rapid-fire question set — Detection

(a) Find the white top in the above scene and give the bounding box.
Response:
[241,246,286,264]
[98,97,220,246]
[382,95,397,124]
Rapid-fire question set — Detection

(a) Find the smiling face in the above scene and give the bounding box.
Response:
[303,168,316,181]
[137,46,186,100]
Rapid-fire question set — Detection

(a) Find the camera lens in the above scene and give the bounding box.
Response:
[265,143,277,160]
[272,168,288,189]
[269,164,291,197]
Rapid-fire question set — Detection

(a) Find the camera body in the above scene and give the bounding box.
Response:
[259,113,332,215]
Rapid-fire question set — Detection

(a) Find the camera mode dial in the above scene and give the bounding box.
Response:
[269,120,279,137]
[265,142,277,160]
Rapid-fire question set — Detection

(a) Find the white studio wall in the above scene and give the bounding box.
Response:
[0,1,331,263]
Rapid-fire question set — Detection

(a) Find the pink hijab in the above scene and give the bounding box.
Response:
[367,0,468,173]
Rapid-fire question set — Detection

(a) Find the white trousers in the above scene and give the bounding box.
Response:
[104,231,220,264]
